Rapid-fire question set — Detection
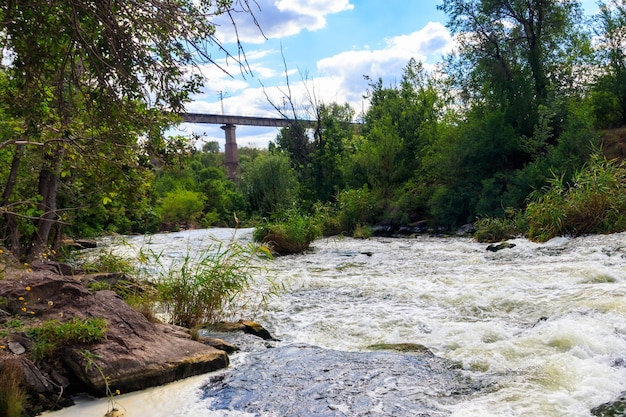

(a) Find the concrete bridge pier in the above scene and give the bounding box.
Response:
[221,123,238,180]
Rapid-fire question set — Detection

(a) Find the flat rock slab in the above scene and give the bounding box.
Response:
[0,272,228,398]
[202,343,480,417]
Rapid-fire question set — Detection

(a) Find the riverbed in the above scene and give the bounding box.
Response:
[44,229,626,416]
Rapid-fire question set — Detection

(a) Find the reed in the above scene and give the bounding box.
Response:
[0,359,26,417]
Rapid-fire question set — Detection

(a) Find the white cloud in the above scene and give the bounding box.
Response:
[180,21,454,149]
[315,22,453,105]
[213,0,354,43]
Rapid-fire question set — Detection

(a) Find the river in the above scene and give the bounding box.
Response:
[43,229,626,416]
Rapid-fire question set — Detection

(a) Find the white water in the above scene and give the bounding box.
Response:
[44,229,626,417]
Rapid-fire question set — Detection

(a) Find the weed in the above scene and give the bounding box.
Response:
[5,319,23,329]
[474,209,526,243]
[27,317,108,360]
[254,209,322,254]
[81,349,123,415]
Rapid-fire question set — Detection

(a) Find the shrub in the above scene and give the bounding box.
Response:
[336,186,375,232]
[253,209,322,255]
[525,154,626,242]
[27,317,108,360]
[474,209,526,243]
[159,189,206,228]
[154,239,275,328]
[0,359,25,417]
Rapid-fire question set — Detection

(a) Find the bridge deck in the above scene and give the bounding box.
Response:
[180,113,317,128]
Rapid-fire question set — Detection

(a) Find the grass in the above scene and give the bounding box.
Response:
[525,153,626,241]
[27,317,108,360]
[0,359,26,417]
[253,209,322,255]
[149,238,277,328]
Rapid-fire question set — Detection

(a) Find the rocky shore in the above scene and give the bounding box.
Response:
[0,263,247,416]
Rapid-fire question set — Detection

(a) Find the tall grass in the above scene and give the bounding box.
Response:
[0,359,26,417]
[150,239,276,328]
[253,209,322,255]
[525,153,626,241]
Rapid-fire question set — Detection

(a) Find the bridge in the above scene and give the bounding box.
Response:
[180,112,317,180]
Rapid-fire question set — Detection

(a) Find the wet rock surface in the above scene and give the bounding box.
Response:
[202,343,478,416]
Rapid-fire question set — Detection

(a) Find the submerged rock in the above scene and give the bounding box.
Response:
[202,343,479,416]
[486,242,516,252]
[592,392,626,417]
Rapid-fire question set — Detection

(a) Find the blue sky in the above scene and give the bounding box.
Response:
[175,0,601,149]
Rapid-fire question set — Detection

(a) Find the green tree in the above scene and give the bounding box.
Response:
[159,189,206,228]
[0,0,256,260]
[439,0,589,141]
[240,152,298,216]
[591,0,626,128]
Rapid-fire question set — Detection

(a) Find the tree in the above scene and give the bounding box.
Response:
[591,0,626,127]
[438,0,589,140]
[0,0,257,260]
[159,189,206,228]
[240,152,298,216]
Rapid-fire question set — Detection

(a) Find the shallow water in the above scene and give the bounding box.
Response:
[44,229,626,416]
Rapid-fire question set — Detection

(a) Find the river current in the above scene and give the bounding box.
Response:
[44,228,626,417]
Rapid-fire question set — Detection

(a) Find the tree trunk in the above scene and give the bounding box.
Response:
[26,142,65,261]
[1,143,25,258]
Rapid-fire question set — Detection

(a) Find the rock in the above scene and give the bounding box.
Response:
[8,341,26,355]
[59,238,97,250]
[202,343,478,416]
[591,391,626,416]
[239,319,279,341]
[31,260,75,276]
[198,336,238,354]
[0,273,229,408]
[200,320,278,341]
[457,223,476,236]
[486,242,516,252]
[367,342,434,355]
[104,408,125,417]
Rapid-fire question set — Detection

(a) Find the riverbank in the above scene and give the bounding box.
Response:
[0,262,231,417]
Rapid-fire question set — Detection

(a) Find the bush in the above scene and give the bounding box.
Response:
[159,189,206,228]
[474,209,526,243]
[253,209,322,255]
[525,154,626,242]
[336,186,375,231]
[154,239,275,328]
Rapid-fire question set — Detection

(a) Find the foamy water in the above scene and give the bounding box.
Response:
[44,230,626,416]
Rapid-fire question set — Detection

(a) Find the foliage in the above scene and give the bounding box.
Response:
[253,209,322,255]
[0,0,257,260]
[0,359,25,417]
[27,317,108,361]
[474,209,527,243]
[159,189,207,228]
[335,186,376,232]
[239,152,299,216]
[591,0,626,128]
[73,248,137,276]
[525,154,626,241]
[152,239,275,328]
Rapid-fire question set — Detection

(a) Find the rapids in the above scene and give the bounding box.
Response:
[43,229,626,416]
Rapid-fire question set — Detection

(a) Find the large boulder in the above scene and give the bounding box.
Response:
[0,272,228,409]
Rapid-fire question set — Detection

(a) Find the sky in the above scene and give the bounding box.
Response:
[174,0,601,150]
